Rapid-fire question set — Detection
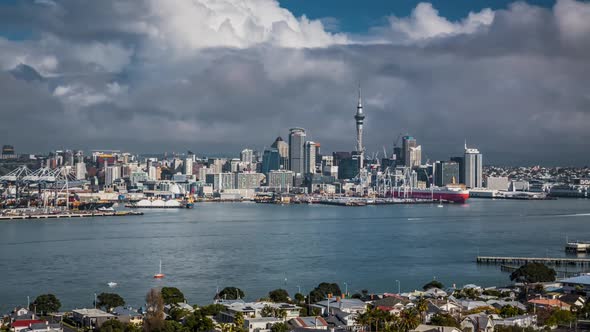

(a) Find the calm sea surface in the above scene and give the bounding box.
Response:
[1,199,590,311]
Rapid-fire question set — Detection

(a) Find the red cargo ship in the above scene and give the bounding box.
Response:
[391,186,470,203]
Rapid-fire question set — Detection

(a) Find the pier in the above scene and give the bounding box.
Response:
[0,211,143,220]
[477,256,590,266]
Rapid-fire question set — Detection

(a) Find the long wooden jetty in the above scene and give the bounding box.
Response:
[0,211,143,220]
[477,256,590,266]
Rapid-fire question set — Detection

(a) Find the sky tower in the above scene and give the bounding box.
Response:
[355,85,365,168]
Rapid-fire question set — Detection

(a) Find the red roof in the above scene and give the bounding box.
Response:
[12,320,44,328]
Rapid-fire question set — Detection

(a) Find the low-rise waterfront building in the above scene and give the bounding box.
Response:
[71,309,114,330]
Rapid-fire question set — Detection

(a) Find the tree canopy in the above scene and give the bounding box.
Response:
[510,263,556,283]
[430,313,460,328]
[144,289,165,332]
[308,282,341,303]
[31,294,61,314]
[270,322,289,332]
[422,280,444,291]
[161,287,186,305]
[184,310,214,332]
[97,293,125,311]
[199,304,225,316]
[268,289,290,303]
[216,287,245,300]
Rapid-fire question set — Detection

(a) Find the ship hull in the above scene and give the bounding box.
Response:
[391,189,470,203]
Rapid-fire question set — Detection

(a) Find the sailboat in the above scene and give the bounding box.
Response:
[437,198,444,208]
[153,260,165,279]
[107,282,118,288]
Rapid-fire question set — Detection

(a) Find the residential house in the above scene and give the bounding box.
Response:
[312,298,366,316]
[217,301,300,323]
[10,320,44,332]
[22,322,63,332]
[111,307,143,325]
[411,324,462,332]
[423,288,447,299]
[527,298,571,311]
[72,309,115,330]
[560,275,590,295]
[559,294,585,309]
[244,317,283,332]
[491,314,537,328]
[289,317,329,330]
[460,313,495,332]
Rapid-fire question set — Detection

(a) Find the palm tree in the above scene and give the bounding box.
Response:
[355,311,371,332]
[398,308,420,332]
[415,297,428,323]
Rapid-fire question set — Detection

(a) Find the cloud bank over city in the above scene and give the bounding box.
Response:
[0,0,589,165]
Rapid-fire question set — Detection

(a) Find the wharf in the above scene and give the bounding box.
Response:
[0,211,143,220]
[477,256,590,266]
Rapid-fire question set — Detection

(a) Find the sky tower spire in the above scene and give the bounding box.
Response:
[355,83,365,168]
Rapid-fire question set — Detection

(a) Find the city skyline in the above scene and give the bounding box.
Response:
[1,0,590,166]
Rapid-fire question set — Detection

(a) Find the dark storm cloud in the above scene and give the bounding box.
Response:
[0,0,589,165]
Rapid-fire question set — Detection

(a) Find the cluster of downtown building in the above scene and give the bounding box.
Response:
[0,139,484,203]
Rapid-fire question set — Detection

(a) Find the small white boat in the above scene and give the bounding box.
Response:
[98,207,115,212]
[107,282,117,288]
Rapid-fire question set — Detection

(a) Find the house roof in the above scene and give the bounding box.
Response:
[112,307,142,317]
[11,320,44,328]
[560,275,590,285]
[291,316,328,328]
[72,309,114,317]
[528,299,570,308]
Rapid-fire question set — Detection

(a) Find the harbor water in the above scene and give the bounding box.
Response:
[1,198,590,311]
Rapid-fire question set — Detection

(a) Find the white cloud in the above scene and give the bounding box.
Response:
[139,0,347,54]
[554,0,590,44]
[382,2,494,43]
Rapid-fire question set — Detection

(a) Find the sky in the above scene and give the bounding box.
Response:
[0,0,589,166]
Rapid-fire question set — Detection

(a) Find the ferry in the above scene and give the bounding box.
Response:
[391,186,470,204]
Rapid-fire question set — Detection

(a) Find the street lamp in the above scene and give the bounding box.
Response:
[395,280,401,295]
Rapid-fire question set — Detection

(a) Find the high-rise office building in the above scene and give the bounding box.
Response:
[105,166,120,186]
[75,162,86,180]
[408,145,422,168]
[402,136,417,168]
[304,141,317,174]
[183,157,193,176]
[464,144,483,188]
[240,149,254,163]
[235,172,264,189]
[434,161,460,187]
[271,137,289,169]
[450,156,465,184]
[267,170,294,190]
[288,128,306,175]
[261,148,281,175]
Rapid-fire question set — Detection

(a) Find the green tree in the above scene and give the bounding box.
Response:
[308,282,341,303]
[217,287,245,300]
[499,305,523,318]
[97,293,125,312]
[144,288,165,332]
[185,310,215,332]
[510,263,556,283]
[268,289,290,303]
[161,320,187,332]
[169,308,191,322]
[99,319,126,332]
[397,308,420,332]
[31,294,61,315]
[294,293,305,303]
[270,322,288,332]
[261,305,287,319]
[422,280,444,291]
[415,297,428,323]
[161,287,186,305]
[545,309,575,327]
[233,312,245,332]
[199,304,225,316]
[430,313,460,328]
